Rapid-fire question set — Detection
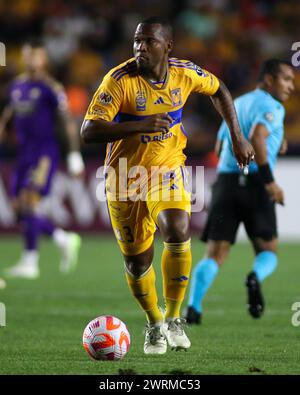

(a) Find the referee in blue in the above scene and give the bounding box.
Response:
[186,59,295,324]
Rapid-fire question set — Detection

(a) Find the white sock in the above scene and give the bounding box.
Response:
[21,250,39,268]
[53,228,70,249]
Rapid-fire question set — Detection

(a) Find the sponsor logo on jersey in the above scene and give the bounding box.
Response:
[140,132,173,143]
[171,88,182,107]
[136,91,146,111]
[30,88,41,99]
[98,92,112,105]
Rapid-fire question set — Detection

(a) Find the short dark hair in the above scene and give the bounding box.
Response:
[140,16,173,39]
[258,59,293,81]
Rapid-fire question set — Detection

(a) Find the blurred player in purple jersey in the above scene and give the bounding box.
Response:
[0,42,84,279]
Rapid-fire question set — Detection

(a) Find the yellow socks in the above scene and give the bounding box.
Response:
[125,265,163,324]
[125,239,191,323]
[161,239,192,319]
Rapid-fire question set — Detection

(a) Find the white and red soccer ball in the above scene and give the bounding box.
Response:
[82,315,130,361]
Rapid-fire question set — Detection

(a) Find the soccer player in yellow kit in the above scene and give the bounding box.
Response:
[81,16,254,354]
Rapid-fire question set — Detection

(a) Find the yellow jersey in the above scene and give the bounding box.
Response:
[85,57,219,173]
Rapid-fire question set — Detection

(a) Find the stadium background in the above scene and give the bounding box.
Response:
[0,0,300,237]
[0,0,300,376]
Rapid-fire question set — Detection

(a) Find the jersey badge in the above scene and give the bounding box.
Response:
[136,91,146,111]
[98,92,112,105]
[170,88,182,107]
[264,112,274,122]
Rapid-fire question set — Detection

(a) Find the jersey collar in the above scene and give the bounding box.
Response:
[140,65,170,90]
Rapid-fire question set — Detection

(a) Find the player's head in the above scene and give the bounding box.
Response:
[133,16,173,73]
[258,59,295,102]
[22,41,49,73]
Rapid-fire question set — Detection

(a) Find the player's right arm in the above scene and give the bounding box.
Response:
[250,123,284,205]
[81,114,172,144]
[81,73,172,144]
[0,105,13,143]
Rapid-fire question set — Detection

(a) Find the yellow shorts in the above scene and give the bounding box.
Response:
[106,166,191,256]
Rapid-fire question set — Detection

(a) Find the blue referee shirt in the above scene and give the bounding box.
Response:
[217,88,285,173]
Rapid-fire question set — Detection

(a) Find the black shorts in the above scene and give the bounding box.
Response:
[201,173,277,244]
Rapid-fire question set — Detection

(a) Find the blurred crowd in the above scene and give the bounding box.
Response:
[1,0,300,160]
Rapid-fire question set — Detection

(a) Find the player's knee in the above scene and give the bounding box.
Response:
[18,201,35,216]
[124,259,151,277]
[14,197,28,216]
[19,190,40,213]
[157,209,190,243]
[163,228,189,243]
[158,216,190,243]
[123,247,153,277]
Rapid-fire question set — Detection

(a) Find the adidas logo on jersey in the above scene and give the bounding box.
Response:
[154,97,164,104]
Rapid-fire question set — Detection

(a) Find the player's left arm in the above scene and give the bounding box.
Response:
[54,85,85,176]
[210,80,254,167]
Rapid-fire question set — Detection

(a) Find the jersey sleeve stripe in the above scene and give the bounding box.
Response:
[169,63,195,70]
[111,63,137,79]
[115,72,130,81]
[169,64,194,70]
[111,65,129,78]
[168,59,194,66]
[112,68,136,81]
[112,68,129,79]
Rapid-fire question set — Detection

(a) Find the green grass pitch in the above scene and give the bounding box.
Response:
[0,236,299,375]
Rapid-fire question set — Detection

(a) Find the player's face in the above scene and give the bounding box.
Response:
[22,45,49,73]
[133,23,171,73]
[271,64,295,102]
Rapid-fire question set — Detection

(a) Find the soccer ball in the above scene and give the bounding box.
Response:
[82,315,130,361]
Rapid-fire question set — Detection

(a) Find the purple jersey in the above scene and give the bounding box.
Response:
[8,74,67,196]
[9,74,67,156]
